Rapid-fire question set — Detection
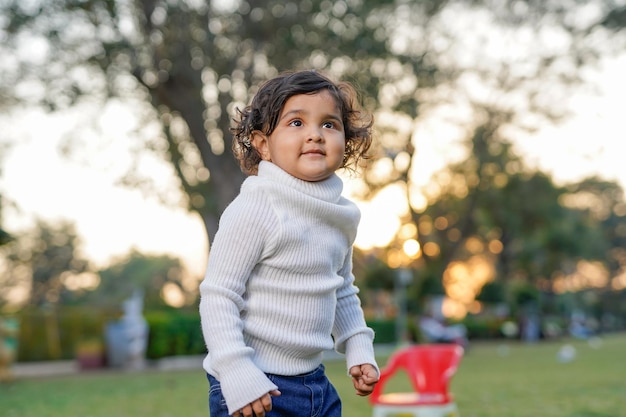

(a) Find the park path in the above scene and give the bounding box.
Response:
[11,344,398,379]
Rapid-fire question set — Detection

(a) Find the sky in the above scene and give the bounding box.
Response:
[513,54,626,188]
[2,105,209,276]
[1,53,625,278]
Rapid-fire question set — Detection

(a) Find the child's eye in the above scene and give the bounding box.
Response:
[289,120,303,127]
[323,121,335,129]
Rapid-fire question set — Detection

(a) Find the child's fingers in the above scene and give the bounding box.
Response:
[233,390,281,417]
[350,364,379,396]
[353,379,375,396]
[361,364,379,382]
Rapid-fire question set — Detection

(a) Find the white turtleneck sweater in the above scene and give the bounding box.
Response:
[199,161,377,414]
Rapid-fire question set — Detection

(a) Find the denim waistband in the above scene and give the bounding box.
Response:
[266,364,326,383]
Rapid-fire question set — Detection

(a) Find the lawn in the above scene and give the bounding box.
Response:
[1,333,624,417]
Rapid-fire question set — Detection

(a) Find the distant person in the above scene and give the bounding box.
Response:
[199,70,379,417]
[418,313,469,349]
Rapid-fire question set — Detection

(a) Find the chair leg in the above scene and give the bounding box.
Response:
[372,402,460,417]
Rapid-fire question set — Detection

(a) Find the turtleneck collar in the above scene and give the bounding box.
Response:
[254,161,344,203]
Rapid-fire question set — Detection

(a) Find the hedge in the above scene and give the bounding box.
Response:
[12,307,121,362]
[9,308,400,362]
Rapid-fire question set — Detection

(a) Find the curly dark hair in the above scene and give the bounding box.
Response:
[232,70,373,175]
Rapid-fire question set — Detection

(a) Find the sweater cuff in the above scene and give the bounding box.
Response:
[217,358,278,415]
[343,333,379,375]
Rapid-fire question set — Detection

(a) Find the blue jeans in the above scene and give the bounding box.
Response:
[208,364,342,417]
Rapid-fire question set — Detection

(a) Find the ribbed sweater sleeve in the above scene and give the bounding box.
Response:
[333,246,378,374]
[199,191,278,413]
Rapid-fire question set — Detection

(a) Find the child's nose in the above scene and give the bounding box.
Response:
[307,127,324,142]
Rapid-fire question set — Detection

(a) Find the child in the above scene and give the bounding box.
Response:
[199,70,379,417]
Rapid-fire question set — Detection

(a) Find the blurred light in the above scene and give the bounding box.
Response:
[423,241,440,257]
[434,216,448,230]
[191,193,205,208]
[447,228,461,242]
[501,321,519,338]
[386,249,404,269]
[394,151,411,172]
[217,77,231,93]
[488,239,503,254]
[418,216,433,235]
[464,236,484,253]
[197,167,210,182]
[611,270,626,290]
[366,157,394,183]
[398,222,417,240]
[614,202,626,217]
[467,300,482,314]
[494,173,508,188]
[442,297,466,320]
[553,260,609,293]
[442,255,495,319]
[354,199,401,250]
[402,239,421,259]
[161,283,185,308]
[354,184,408,250]
[409,190,428,212]
[61,271,100,291]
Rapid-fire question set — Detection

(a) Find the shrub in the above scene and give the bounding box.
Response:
[462,315,508,340]
[15,307,121,362]
[144,310,205,359]
[367,319,396,344]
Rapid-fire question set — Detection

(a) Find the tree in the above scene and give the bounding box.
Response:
[0,194,17,312]
[559,177,626,321]
[400,104,620,315]
[0,219,90,308]
[90,249,193,309]
[2,0,626,319]
[562,177,626,277]
[0,142,12,247]
[0,222,10,247]
[345,2,626,317]
[6,0,622,244]
[0,196,11,248]
[0,0,447,247]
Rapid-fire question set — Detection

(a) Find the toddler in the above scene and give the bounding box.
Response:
[199,70,379,417]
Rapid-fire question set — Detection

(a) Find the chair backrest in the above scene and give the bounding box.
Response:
[370,343,464,405]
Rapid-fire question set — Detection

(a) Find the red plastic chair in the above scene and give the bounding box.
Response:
[370,344,464,417]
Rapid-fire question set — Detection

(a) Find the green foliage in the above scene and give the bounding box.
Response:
[14,307,208,362]
[366,319,396,344]
[388,108,626,322]
[414,271,445,297]
[0,227,11,246]
[15,306,120,362]
[362,260,396,291]
[461,315,508,339]
[476,281,506,304]
[564,177,626,276]
[144,310,206,359]
[509,280,540,308]
[0,218,195,312]
[0,219,90,309]
[90,250,193,310]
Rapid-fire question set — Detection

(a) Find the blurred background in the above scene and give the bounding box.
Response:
[1,0,625,368]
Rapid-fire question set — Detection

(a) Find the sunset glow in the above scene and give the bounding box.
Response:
[442,255,496,319]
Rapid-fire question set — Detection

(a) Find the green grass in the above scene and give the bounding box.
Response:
[1,333,625,417]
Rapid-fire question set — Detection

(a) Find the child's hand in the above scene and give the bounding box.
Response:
[233,390,281,417]
[349,363,379,396]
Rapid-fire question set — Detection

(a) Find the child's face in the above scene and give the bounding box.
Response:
[252,90,346,182]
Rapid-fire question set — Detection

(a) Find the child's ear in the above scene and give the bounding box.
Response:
[251,131,271,161]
